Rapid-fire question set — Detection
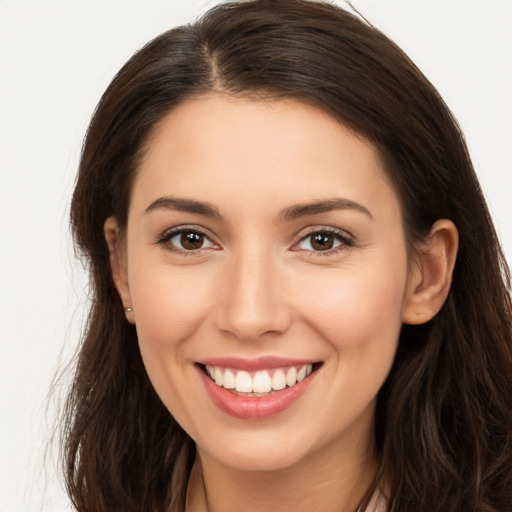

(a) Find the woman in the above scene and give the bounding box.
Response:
[63,1,512,511]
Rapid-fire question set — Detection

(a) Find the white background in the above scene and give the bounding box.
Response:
[1,1,511,511]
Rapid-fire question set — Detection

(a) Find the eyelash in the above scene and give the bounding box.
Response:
[293,227,354,256]
[156,226,354,255]
[156,226,218,255]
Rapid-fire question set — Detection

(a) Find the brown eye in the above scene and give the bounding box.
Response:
[296,230,351,253]
[180,231,205,250]
[160,228,216,252]
[310,233,335,251]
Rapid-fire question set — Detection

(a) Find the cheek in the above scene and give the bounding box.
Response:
[291,252,409,390]
[296,268,407,429]
[128,263,216,415]
[300,272,406,342]
[128,266,216,431]
[130,265,215,347]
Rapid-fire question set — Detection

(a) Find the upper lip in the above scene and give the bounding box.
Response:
[197,356,319,372]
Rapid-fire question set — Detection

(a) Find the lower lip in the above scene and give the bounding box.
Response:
[197,366,317,420]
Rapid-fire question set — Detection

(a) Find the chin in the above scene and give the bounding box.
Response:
[195,424,326,473]
[207,446,309,473]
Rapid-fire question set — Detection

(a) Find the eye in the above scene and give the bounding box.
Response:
[158,228,217,252]
[295,229,352,253]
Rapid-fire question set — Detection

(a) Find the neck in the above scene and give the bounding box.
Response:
[186,422,378,512]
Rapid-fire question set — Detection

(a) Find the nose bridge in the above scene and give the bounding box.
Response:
[215,241,289,340]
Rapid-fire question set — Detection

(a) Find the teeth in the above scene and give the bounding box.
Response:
[205,364,315,394]
[253,371,272,393]
[214,367,223,386]
[235,370,253,393]
[223,369,235,389]
[271,369,286,390]
[285,366,297,387]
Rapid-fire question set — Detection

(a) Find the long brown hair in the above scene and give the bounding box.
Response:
[64,1,512,510]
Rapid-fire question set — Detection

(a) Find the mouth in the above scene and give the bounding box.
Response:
[197,361,322,398]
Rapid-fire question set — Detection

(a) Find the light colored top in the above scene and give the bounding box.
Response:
[365,488,387,512]
[186,457,388,511]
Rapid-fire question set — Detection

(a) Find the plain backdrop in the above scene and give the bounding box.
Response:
[1,1,511,511]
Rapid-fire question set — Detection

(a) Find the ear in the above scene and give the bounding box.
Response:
[402,219,458,325]
[104,216,134,323]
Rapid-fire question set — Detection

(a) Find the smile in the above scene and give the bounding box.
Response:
[197,359,321,419]
[204,364,313,395]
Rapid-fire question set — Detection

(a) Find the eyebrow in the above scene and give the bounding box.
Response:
[143,196,372,221]
[279,198,373,221]
[144,197,222,219]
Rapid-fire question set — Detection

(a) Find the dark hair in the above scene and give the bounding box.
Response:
[65,1,512,511]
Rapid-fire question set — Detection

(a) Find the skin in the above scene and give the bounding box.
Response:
[105,94,458,512]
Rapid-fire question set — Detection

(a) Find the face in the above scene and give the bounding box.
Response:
[114,94,416,472]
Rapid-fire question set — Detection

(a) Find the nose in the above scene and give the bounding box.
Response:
[215,245,292,341]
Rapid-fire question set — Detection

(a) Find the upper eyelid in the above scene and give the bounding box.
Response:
[291,227,355,254]
[156,226,219,255]
[156,224,215,243]
[294,225,353,242]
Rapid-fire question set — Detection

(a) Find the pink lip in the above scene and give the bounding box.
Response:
[196,363,319,420]
[198,356,316,372]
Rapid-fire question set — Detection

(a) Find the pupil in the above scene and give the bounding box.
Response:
[181,232,203,250]
[312,233,333,251]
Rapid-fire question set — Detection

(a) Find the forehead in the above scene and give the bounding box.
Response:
[131,93,400,222]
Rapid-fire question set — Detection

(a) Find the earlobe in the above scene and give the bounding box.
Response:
[104,216,134,322]
[402,219,458,325]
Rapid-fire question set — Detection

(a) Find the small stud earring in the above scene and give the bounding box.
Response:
[125,307,133,313]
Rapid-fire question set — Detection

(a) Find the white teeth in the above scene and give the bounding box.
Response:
[206,364,316,393]
[285,366,297,387]
[271,369,286,390]
[223,369,235,389]
[253,371,272,393]
[235,370,253,393]
[214,367,223,386]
